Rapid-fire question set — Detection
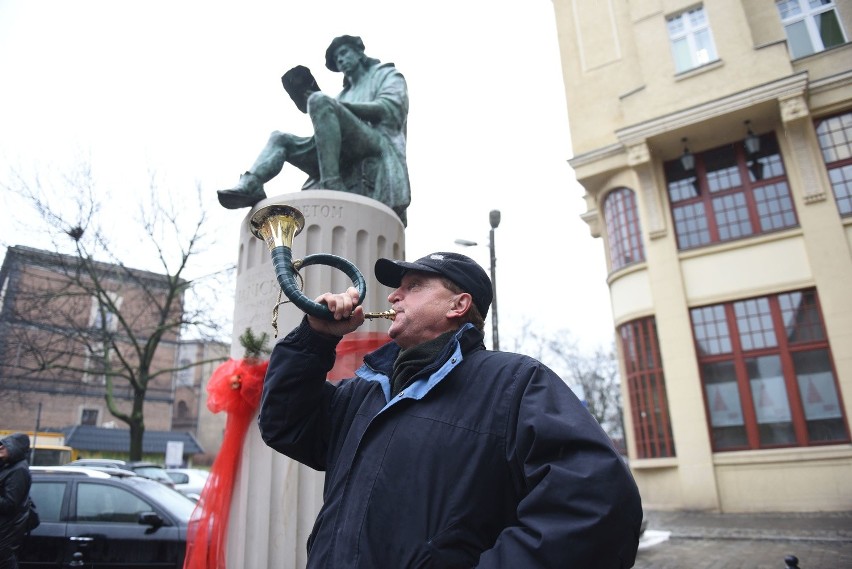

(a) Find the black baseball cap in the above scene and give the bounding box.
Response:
[375,252,493,317]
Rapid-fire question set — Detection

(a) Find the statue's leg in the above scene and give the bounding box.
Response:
[307,93,382,192]
[218,132,317,209]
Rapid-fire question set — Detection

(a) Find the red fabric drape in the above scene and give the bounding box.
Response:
[183,358,267,569]
[182,331,388,568]
[327,332,391,382]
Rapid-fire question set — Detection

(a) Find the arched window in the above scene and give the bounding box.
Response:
[619,317,675,459]
[177,400,190,419]
[603,188,645,271]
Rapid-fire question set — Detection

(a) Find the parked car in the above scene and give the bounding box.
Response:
[20,466,196,568]
[165,468,209,501]
[66,458,176,488]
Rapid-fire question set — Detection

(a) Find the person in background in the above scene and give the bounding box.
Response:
[0,433,32,569]
[259,251,643,568]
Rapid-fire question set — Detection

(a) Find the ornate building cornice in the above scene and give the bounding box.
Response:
[615,72,810,145]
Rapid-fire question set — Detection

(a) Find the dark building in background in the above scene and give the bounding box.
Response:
[0,245,227,460]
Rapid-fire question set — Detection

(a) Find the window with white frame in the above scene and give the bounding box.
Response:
[82,345,108,385]
[80,408,99,426]
[88,291,122,332]
[175,344,196,387]
[815,111,852,217]
[666,5,719,73]
[776,0,847,59]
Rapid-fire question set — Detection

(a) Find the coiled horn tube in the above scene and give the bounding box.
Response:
[250,204,367,321]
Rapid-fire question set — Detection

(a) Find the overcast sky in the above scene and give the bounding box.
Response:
[0,0,615,350]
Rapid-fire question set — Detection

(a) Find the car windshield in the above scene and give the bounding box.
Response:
[71,460,124,468]
[166,471,188,484]
[124,477,197,521]
[133,466,174,483]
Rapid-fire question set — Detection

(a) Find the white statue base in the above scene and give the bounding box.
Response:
[226,191,405,568]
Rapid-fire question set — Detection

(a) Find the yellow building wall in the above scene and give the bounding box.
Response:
[680,233,812,304]
[846,220,852,250]
[552,0,796,155]
[555,0,852,512]
[714,447,852,512]
[609,267,653,324]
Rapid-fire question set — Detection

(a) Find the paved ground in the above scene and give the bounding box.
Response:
[633,510,852,568]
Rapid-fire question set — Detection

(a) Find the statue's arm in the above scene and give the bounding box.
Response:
[372,68,408,128]
[340,101,387,123]
[339,65,408,127]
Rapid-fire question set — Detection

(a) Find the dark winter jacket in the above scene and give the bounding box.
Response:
[0,433,33,556]
[259,322,643,568]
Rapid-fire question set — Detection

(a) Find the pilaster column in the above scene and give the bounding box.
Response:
[777,95,852,424]
[627,140,668,239]
[779,93,827,204]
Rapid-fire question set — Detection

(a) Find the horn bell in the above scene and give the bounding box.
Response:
[250,205,306,251]
[248,203,368,322]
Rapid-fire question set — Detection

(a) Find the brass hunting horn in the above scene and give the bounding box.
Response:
[249,204,395,322]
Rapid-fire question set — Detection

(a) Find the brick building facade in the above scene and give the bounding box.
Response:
[172,339,230,459]
[0,246,192,437]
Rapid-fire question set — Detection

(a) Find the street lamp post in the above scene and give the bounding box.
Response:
[454,209,501,351]
[488,210,500,351]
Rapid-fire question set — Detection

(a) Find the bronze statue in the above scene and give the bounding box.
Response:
[218,35,411,226]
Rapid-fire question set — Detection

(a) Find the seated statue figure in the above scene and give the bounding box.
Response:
[218,35,411,226]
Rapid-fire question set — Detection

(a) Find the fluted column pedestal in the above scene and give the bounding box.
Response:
[226,191,404,568]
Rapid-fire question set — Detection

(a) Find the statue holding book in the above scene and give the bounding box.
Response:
[218,35,411,226]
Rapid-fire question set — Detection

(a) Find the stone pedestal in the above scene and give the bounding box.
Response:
[226,191,404,568]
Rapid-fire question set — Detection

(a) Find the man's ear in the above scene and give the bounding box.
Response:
[447,293,473,320]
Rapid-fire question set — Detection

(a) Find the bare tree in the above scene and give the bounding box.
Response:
[0,163,231,459]
[548,339,623,442]
[509,323,623,443]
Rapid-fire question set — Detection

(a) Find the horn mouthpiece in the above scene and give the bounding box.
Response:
[364,309,396,321]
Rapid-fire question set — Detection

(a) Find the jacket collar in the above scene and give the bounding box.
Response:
[362,324,485,378]
[357,324,484,406]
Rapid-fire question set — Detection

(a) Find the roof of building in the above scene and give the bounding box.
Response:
[63,425,204,455]
[2,245,185,289]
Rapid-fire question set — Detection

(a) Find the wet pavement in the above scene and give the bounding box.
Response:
[634,510,852,568]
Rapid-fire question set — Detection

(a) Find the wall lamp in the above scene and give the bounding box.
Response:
[680,137,695,171]
[744,120,761,156]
